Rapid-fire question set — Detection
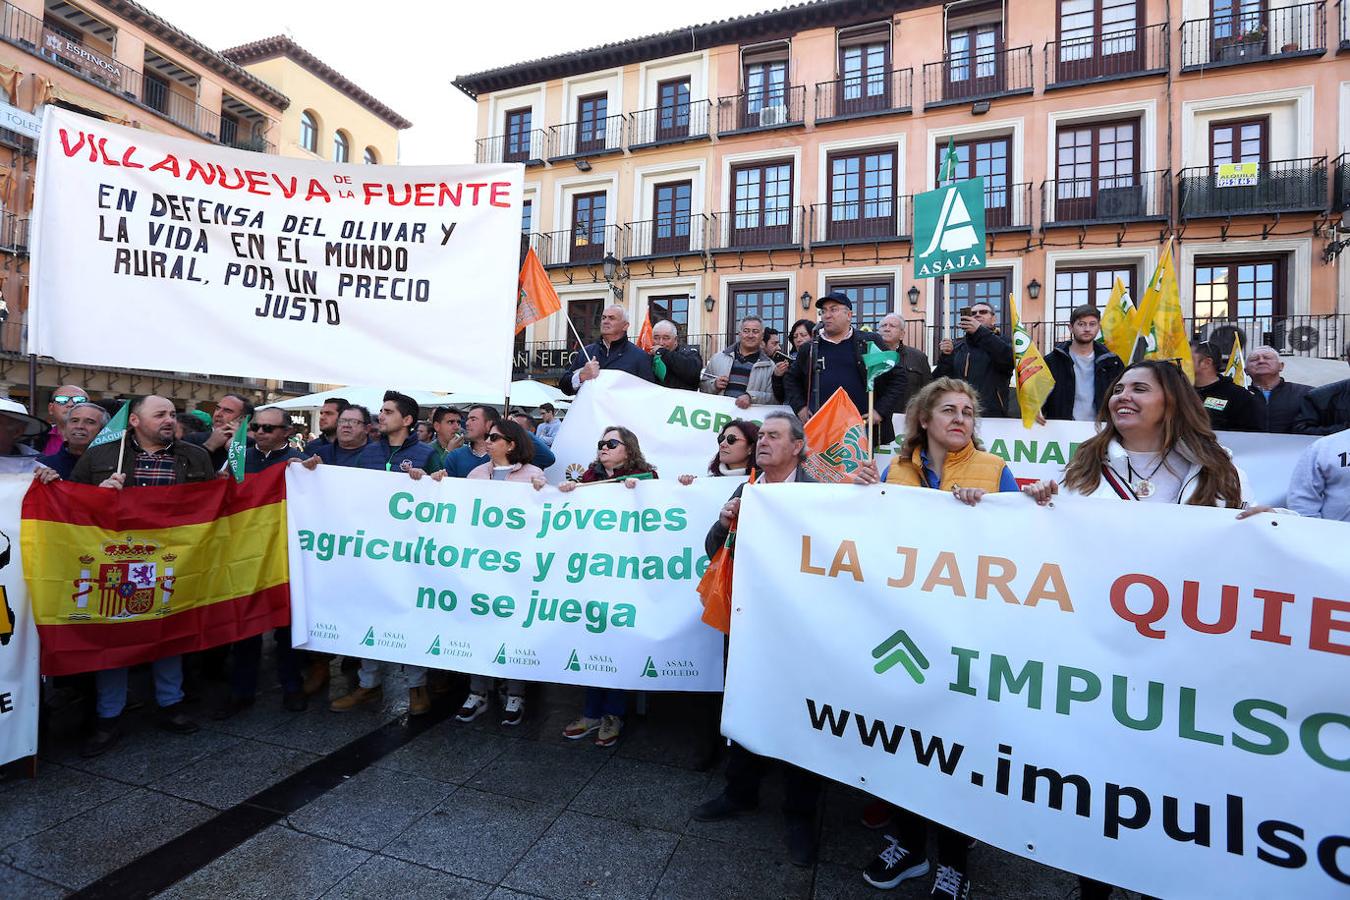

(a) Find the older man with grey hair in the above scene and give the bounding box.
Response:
[650,319,703,391]
[561,304,655,394]
[37,401,108,481]
[1245,345,1310,433]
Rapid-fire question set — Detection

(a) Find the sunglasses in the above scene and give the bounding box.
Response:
[597,438,623,450]
[54,395,89,405]
[485,433,510,443]
[717,433,743,445]
[253,423,286,434]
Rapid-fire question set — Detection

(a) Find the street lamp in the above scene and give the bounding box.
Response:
[907,285,920,307]
[602,252,619,281]
[800,290,811,309]
[704,294,715,313]
[1027,278,1041,300]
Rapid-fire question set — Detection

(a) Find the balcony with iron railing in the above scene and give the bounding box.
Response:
[0,2,273,152]
[1045,22,1168,89]
[627,100,713,150]
[814,68,913,124]
[809,197,911,246]
[716,85,806,136]
[708,206,805,252]
[1180,1,1326,71]
[1040,170,1171,227]
[536,224,623,268]
[0,212,28,254]
[1335,153,1350,211]
[984,182,1034,231]
[1178,157,1328,219]
[475,129,547,166]
[548,115,625,162]
[922,45,1033,109]
[623,215,709,260]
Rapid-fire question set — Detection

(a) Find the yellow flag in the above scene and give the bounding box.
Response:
[1009,293,1055,429]
[1136,238,1194,381]
[1099,277,1138,363]
[1224,332,1247,387]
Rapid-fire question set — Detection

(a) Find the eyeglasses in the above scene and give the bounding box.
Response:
[716,433,742,445]
[485,433,509,443]
[337,419,364,427]
[253,423,286,434]
[597,438,623,450]
[54,395,88,405]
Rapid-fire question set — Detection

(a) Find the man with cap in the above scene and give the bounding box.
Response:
[784,291,907,447]
[42,383,90,455]
[0,397,44,474]
[37,401,108,480]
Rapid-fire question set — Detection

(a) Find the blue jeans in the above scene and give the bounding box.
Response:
[583,687,626,719]
[229,627,303,699]
[95,655,184,718]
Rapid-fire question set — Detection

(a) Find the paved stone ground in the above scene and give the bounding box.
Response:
[0,658,1141,899]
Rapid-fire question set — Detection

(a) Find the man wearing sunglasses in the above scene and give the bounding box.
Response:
[215,406,312,720]
[42,383,90,455]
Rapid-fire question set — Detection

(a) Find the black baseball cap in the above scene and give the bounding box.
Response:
[815,290,852,310]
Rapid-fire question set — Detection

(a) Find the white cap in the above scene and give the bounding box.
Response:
[0,396,44,438]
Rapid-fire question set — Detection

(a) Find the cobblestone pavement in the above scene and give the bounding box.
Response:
[0,659,1140,899]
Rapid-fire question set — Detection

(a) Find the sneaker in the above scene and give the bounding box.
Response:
[863,835,931,889]
[157,704,200,735]
[408,685,431,716]
[930,864,972,899]
[563,715,600,740]
[456,692,490,722]
[301,661,330,696]
[860,799,894,829]
[79,717,120,758]
[329,684,382,712]
[595,714,622,747]
[501,695,524,726]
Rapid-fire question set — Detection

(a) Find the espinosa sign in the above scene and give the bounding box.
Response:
[42,30,123,82]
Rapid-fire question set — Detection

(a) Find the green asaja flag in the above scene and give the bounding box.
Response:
[227,414,251,482]
[861,344,899,391]
[652,353,668,383]
[87,401,128,449]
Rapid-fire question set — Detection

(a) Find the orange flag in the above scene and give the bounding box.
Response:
[802,387,870,483]
[515,248,561,334]
[635,310,654,352]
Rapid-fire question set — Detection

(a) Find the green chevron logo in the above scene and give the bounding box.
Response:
[871,629,930,684]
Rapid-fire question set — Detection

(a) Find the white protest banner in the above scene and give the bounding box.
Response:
[876,418,1312,507]
[546,371,790,482]
[30,107,519,395]
[0,476,38,767]
[287,466,727,690]
[725,484,1350,898]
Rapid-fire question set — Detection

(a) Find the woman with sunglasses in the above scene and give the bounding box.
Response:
[678,419,760,484]
[557,426,657,747]
[466,419,547,486]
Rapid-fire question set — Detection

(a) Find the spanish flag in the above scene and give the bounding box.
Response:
[21,465,289,676]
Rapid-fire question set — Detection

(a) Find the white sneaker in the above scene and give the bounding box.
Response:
[455,692,490,722]
[501,695,525,726]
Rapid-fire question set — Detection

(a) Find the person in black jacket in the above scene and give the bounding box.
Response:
[1292,343,1350,435]
[932,302,1015,417]
[1245,345,1311,433]
[561,304,655,394]
[1043,306,1124,421]
[1191,339,1266,432]
[783,292,907,446]
[650,319,703,391]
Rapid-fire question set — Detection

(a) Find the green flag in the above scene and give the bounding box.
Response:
[227,414,251,482]
[88,401,129,449]
[861,343,899,391]
[652,354,668,383]
[940,136,959,185]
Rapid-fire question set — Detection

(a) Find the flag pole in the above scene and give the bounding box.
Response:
[115,428,127,476]
[565,315,593,363]
[866,387,876,463]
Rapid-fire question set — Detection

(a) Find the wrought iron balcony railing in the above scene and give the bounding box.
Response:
[922,45,1033,109]
[1040,169,1171,227]
[623,215,709,259]
[814,68,913,123]
[1180,1,1326,70]
[1045,22,1169,88]
[716,85,806,136]
[1177,157,1328,219]
[548,114,625,161]
[475,129,547,166]
[809,198,911,245]
[708,206,805,251]
[627,100,712,149]
[536,225,623,268]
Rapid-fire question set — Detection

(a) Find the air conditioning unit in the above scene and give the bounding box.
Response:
[758,105,788,127]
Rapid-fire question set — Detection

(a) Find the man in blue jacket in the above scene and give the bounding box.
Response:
[560,304,655,394]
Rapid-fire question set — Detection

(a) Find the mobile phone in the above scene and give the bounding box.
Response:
[958,307,972,318]
[773,351,790,363]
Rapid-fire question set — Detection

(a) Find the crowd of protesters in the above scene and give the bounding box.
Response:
[7,303,1350,900]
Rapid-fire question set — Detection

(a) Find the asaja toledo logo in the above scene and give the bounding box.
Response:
[565,649,581,671]
[427,635,442,656]
[494,643,507,664]
[913,177,986,278]
[641,657,659,678]
[361,626,376,647]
